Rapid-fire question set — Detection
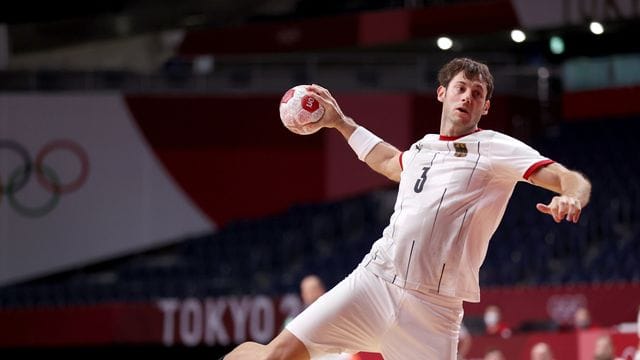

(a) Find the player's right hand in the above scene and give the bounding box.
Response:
[306,84,354,130]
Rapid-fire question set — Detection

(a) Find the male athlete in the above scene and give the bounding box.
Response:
[224,58,591,360]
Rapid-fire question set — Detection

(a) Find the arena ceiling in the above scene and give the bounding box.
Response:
[1,0,637,60]
[0,0,294,53]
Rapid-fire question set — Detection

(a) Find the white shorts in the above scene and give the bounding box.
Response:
[286,266,464,360]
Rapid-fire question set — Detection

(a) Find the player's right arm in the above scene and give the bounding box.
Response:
[307,84,402,182]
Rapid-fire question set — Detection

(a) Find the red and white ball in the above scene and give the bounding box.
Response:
[279,85,325,135]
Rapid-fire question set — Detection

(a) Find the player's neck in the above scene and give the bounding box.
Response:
[439,123,479,139]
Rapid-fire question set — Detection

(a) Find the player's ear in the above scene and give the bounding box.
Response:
[437,86,446,103]
[482,99,490,115]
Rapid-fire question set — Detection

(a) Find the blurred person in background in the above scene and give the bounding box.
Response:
[484,305,512,338]
[530,342,555,360]
[574,306,596,330]
[593,335,624,360]
[484,348,506,360]
[284,275,327,327]
[300,275,326,307]
[224,57,591,360]
[286,275,352,360]
[457,323,472,359]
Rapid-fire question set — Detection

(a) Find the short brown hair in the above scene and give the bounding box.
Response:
[438,58,494,100]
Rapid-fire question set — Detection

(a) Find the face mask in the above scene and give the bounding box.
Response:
[484,311,499,327]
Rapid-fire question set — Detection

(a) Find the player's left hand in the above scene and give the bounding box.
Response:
[536,195,582,223]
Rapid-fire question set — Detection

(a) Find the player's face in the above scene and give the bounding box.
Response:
[438,72,490,133]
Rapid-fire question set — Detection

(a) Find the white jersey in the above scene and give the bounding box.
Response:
[363,129,553,302]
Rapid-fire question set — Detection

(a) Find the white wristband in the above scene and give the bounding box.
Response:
[348,126,383,161]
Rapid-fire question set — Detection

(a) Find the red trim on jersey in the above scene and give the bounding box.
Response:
[399,151,404,170]
[523,159,555,180]
[439,128,483,141]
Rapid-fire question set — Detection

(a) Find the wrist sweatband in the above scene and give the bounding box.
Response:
[348,126,383,161]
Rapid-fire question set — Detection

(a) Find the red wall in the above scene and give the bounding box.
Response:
[125,95,326,225]
[563,86,640,120]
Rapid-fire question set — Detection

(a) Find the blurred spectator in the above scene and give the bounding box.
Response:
[484,348,506,360]
[484,305,512,338]
[593,335,624,360]
[288,275,352,360]
[300,274,326,307]
[574,306,596,330]
[458,323,472,359]
[530,342,555,360]
[284,274,327,327]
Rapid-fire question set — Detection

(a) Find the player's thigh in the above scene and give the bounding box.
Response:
[381,291,463,360]
[286,267,396,356]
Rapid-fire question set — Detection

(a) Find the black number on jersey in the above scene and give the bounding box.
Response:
[414,167,430,193]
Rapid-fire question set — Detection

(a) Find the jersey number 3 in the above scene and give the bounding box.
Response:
[414,167,430,193]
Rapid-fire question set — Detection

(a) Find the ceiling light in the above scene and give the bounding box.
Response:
[510,29,526,43]
[549,36,565,54]
[437,37,453,50]
[589,21,604,35]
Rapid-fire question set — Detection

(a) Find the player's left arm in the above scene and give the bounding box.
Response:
[528,162,592,223]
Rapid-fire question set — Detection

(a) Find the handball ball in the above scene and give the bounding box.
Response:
[279,85,325,135]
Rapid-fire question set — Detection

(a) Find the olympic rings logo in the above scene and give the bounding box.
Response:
[0,139,89,217]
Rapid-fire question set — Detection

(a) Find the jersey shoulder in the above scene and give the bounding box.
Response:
[409,133,438,149]
[478,130,533,150]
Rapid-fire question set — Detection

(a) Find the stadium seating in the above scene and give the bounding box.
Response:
[1,117,639,311]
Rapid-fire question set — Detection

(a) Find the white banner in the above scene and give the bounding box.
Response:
[0,94,212,285]
[156,295,303,347]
